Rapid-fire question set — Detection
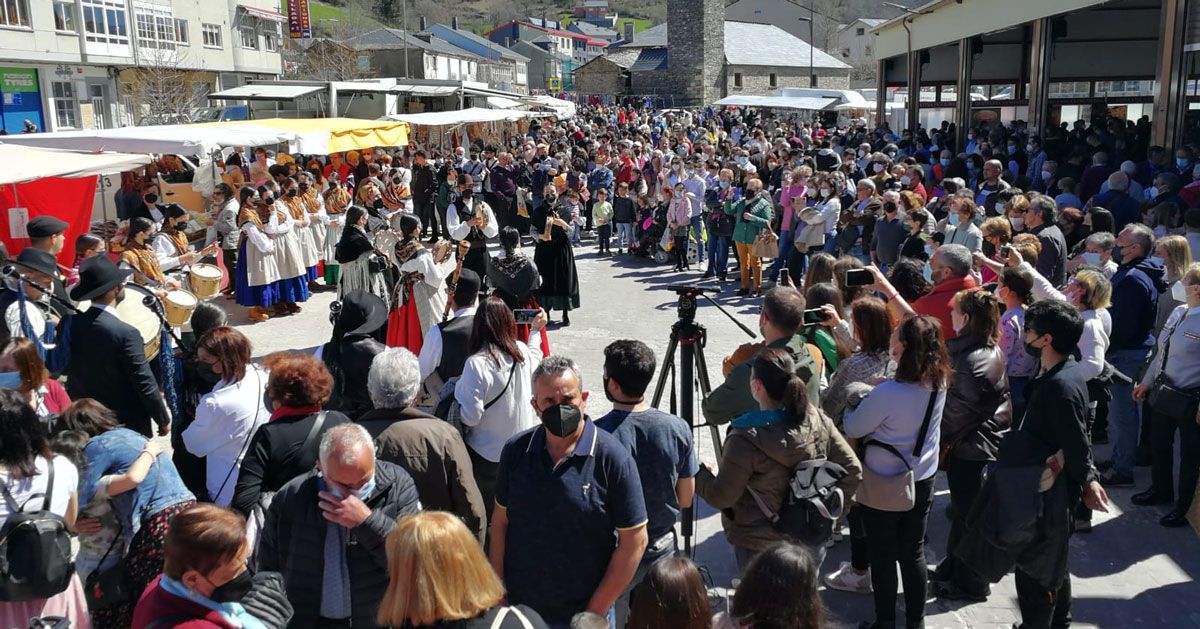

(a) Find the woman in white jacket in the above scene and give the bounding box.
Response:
[797,177,841,256]
[182,327,268,506]
[454,296,547,516]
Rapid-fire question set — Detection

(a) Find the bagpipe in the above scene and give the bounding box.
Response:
[2,265,76,374]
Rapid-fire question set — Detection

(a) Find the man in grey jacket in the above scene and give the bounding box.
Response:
[258,423,421,628]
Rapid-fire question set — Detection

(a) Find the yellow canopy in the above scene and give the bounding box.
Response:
[203,117,410,154]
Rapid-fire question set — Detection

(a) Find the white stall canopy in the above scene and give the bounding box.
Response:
[0,144,153,185]
[0,123,293,157]
[712,95,839,111]
[386,107,541,126]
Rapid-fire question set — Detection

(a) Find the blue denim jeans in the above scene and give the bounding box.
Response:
[615,222,634,250]
[1109,347,1151,476]
[707,235,730,277]
[822,230,839,254]
[766,230,793,282]
[690,215,706,261]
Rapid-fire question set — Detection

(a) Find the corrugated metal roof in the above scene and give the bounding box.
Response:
[432,24,531,62]
[345,29,477,60]
[629,48,668,72]
[724,21,851,70]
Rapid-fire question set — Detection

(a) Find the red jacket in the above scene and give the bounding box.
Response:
[131,576,238,629]
[912,275,977,340]
[44,378,70,415]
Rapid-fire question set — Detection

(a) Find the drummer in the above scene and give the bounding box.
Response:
[153,204,218,275]
[118,216,181,295]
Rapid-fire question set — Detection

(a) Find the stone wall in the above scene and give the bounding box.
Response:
[667,0,726,105]
[723,65,850,95]
[574,59,628,96]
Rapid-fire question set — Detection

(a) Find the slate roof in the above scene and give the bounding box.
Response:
[345,29,478,59]
[723,21,851,69]
[629,48,668,72]
[569,21,619,38]
[432,25,531,62]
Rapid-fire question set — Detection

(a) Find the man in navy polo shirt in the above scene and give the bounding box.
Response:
[595,340,698,625]
[489,355,649,628]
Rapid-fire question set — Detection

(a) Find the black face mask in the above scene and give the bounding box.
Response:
[1023,335,1044,360]
[299,183,310,193]
[373,198,385,210]
[144,193,159,204]
[981,240,996,257]
[461,189,474,200]
[540,403,582,438]
[208,569,253,604]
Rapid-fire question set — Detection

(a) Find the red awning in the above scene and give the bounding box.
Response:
[238,4,286,23]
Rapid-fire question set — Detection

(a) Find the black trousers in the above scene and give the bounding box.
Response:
[468,445,500,522]
[1151,407,1200,512]
[415,198,444,239]
[861,476,935,628]
[942,457,990,593]
[848,505,869,571]
[1015,564,1072,629]
[221,247,237,293]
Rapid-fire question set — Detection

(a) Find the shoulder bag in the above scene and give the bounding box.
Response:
[1147,313,1200,422]
[855,389,937,512]
[489,605,536,629]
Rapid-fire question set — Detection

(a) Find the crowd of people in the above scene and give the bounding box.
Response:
[1,100,1199,629]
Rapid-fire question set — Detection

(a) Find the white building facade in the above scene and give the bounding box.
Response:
[0,0,283,133]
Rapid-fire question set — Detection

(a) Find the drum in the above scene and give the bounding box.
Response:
[189,263,223,300]
[163,290,198,328]
[114,287,162,360]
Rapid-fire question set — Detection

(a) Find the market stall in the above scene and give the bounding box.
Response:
[0,144,153,262]
[385,108,537,154]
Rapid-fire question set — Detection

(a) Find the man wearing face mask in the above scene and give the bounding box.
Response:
[1024,196,1068,287]
[447,175,500,285]
[1101,224,1165,487]
[870,196,907,277]
[132,504,294,629]
[955,300,1108,629]
[490,356,648,626]
[259,423,420,628]
[875,244,978,341]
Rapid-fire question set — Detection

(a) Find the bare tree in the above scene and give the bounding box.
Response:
[120,45,201,124]
[284,39,372,81]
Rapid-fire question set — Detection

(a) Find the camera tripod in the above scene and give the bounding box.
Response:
[651,285,756,555]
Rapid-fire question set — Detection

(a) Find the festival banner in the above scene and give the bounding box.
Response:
[287,0,312,39]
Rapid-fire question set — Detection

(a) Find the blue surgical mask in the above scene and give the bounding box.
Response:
[1177,158,1190,169]
[719,180,730,189]
[326,475,376,501]
[1007,145,1017,155]
[924,244,935,256]
[922,261,934,282]
[940,158,951,167]
[1082,252,1102,267]
[1041,170,1053,181]
[0,371,21,390]
[1149,255,1165,267]
[949,213,960,226]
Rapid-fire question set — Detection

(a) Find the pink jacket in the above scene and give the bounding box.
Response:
[667,196,693,227]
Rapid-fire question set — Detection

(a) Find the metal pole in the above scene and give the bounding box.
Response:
[809,4,815,88]
[403,0,410,79]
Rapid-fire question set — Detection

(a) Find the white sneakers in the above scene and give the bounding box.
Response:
[824,561,872,594]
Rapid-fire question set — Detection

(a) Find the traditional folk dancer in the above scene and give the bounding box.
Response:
[335,205,390,306]
[281,178,321,287]
[323,175,352,286]
[152,205,218,277]
[268,184,311,315]
[234,188,280,322]
[488,226,550,356]
[385,214,455,352]
[298,171,328,291]
[446,175,499,287]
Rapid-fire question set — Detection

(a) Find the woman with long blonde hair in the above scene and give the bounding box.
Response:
[378,512,548,628]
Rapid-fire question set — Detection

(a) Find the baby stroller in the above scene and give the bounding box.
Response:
[631,206,670,264]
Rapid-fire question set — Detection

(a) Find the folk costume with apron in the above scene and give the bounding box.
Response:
[269,199,311,304]
[323,185,351,285]
[234,203,281,308]
[385,238,455,352]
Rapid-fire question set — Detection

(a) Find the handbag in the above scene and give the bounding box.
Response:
[84,523,132,609]
[1147,313,1200,421]
[751,228,778,259]
[855,389,937,512]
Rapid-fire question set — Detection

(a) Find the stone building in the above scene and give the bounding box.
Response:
[573,1,850,104]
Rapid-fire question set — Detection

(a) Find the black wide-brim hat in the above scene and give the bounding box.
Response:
[70,255,132,302]
[337,289,389,336]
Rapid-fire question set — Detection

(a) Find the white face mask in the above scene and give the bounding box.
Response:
[1010,216,1025,229]
[900,176,911,186]
[1172,280,1188,303]
[819,188,831,198]
[1082,252,1103,267]
[872,163,885,173]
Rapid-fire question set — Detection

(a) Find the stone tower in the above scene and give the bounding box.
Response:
[667,0,725,105]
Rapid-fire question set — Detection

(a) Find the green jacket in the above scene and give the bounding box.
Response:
[702,334,821,426]
[730,196,773,244]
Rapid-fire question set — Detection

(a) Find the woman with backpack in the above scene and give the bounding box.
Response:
[0,390,90,628]
[695,348,861,574]
[54,398,197,629]
[843,315,949,629]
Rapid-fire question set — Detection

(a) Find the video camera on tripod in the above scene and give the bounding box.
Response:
[665,284,719,323]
